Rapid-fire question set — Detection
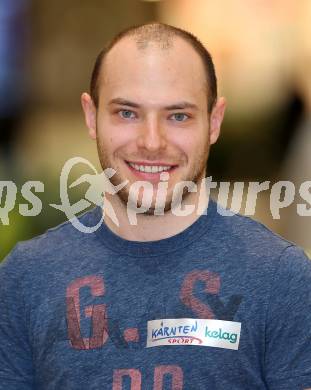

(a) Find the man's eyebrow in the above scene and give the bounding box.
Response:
[108,98,198,110]
[108,98,140,108]
[164,102,198,111]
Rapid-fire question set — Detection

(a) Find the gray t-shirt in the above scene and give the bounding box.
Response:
[1,201,311,389]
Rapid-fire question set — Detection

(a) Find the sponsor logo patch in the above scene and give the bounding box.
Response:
[147,318,241,350]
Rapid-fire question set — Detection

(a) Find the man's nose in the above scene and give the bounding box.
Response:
[136,117,167,152]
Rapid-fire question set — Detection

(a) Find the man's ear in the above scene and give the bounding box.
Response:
[81,92,97,140]
[209,97,226,145]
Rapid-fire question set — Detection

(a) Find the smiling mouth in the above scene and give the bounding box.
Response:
[126,161,177,174]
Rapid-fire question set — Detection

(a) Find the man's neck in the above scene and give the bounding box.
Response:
[103,184,209,242]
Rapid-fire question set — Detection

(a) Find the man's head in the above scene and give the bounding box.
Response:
[90,23,218,114]
[81,22,226,214]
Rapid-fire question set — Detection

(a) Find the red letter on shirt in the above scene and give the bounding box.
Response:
[66,275,108,349]
[180,270,220,318]
[113,369,142,390]
[154,365,183,389]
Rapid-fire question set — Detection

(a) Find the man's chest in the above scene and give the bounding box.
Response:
[29,263,267,389]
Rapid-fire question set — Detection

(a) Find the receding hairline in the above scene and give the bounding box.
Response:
[90,22,217,112]
[100,34,206,85]
[124,22,176,50]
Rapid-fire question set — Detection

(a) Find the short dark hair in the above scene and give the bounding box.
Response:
[90,22,218,113]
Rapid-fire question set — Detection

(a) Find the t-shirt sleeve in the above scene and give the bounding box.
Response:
[265,245,311,390]
[0,246,34,389]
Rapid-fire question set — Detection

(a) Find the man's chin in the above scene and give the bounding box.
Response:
[125,197,173,216]
[111,171,207,216]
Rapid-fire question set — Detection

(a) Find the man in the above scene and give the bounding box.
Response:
[0,22,311,390]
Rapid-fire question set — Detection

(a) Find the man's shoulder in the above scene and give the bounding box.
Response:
[210,202,305,260]
[2,207,99,269]
[204,203,311,285]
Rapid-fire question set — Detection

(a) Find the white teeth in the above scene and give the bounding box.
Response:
[128,162,172,173]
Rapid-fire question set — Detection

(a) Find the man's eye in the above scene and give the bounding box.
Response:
[170,113,189,122]
[119,110,136,119]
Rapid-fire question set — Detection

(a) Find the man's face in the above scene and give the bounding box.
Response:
[83,37,223,212]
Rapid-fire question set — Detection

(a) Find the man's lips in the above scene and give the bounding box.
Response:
[127,161,176,165]
[125,160,177,174]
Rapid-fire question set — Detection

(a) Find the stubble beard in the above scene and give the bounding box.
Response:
[96,135,210,216]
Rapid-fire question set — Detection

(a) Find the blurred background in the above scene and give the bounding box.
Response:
[0,0,310,261]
